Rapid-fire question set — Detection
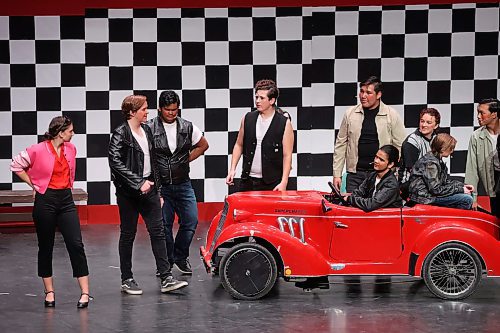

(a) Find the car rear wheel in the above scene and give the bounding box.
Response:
[220,242,278,300]
[423,242,482,300]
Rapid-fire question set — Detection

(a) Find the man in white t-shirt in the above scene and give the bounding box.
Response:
[465,98,499,216]
[226,79,294,192]
[147,91,209,275]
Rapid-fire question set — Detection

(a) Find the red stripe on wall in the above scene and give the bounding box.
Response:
[1,0,498,16]
[85,202,225,225]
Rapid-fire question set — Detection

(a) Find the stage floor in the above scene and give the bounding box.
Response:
[1,224,499,333]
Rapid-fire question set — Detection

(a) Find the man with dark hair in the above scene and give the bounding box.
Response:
[465,98,499,215]
[333,76,406,192]
[226,79,294,192]
[346,145,402,212]
[147,90,209,275]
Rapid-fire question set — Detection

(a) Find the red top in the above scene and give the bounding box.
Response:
[47,142,71,189]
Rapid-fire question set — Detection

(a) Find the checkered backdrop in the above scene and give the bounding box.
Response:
[1,3,499,204]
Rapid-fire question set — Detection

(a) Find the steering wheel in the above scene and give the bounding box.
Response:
[328,181,349,206]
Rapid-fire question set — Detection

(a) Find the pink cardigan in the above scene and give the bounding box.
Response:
[10,141,77,194]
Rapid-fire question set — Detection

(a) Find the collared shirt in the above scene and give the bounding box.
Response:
[47,142,71,189]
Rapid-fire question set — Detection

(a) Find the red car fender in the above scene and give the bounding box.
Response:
[214,222,332,276]
[410,223,500,277]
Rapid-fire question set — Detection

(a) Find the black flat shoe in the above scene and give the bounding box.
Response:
[44,290,55,308]
[77,293,93,309]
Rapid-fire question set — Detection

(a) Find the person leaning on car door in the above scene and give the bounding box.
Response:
[332,76,406,193]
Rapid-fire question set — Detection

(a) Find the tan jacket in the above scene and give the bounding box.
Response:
[465,126,497,200]
[333,101,406,177]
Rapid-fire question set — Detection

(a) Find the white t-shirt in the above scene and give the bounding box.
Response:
[372,177,381,198]
[488,132,499,171]
[488,132,497,154]
[162,121,203,153]
[131,127,151,177]
[250,112,274,178]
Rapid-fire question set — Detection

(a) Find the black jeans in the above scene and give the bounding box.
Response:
[239,177,280,192]
[346,170,372,193]
[116,189,171,281]
[32,188,89,278]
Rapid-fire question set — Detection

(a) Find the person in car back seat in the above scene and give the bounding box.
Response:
[346,144,402,212]
[399,108,441,199]
[408,133,474,210]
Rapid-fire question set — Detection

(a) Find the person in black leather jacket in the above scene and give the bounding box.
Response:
[108,95,187,295]
[147,90,209,275]
[408,133,474,210]
[346,145,402,212]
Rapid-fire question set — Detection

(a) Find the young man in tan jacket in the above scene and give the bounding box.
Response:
[333,76,406,192]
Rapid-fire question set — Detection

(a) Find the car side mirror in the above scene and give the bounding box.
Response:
[321,199,332,213]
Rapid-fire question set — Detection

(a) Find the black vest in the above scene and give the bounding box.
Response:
[147,116,193,185]
[241,110,287,184]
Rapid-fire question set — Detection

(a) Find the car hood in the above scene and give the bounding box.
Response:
[226,190,327,216]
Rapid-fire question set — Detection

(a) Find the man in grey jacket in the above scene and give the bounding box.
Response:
[465,98,499,215]
[333,76,406,192]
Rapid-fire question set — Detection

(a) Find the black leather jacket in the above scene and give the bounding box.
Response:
[408,152,464,204]
[147,116,193,185]
[108,122,160,196]
[347,171,402,212]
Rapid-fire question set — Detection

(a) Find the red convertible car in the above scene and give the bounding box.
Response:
[200,184,500,300]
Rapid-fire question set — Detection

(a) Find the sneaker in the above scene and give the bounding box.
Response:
[160,276,188,293]
[121,278,143,295]
[175,259,192,275]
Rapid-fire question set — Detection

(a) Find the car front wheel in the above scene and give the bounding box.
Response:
[220,242,278,300]
[423,242,482,300]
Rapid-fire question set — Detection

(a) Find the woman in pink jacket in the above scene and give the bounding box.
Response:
[10,116,91,308]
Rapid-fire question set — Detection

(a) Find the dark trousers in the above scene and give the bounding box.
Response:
[346,170,372,193]
[161,180,198,264]
[32,188,89,278]
[490,197,498,218]
[239,177,280,192]
[116,189,171,281]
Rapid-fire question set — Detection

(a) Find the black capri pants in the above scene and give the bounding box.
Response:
[33,188,89,278]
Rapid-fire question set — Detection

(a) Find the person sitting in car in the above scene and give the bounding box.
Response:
[345,144,402,212]
[408,133,474,210]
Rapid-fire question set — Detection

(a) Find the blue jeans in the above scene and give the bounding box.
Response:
[432,193,473,210]
[161,180,198,263]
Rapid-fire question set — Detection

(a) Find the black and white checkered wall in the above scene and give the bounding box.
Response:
[1,3,499,204]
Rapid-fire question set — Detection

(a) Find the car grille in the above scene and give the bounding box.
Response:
[277,216,306,243]
[209,200,229,253]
